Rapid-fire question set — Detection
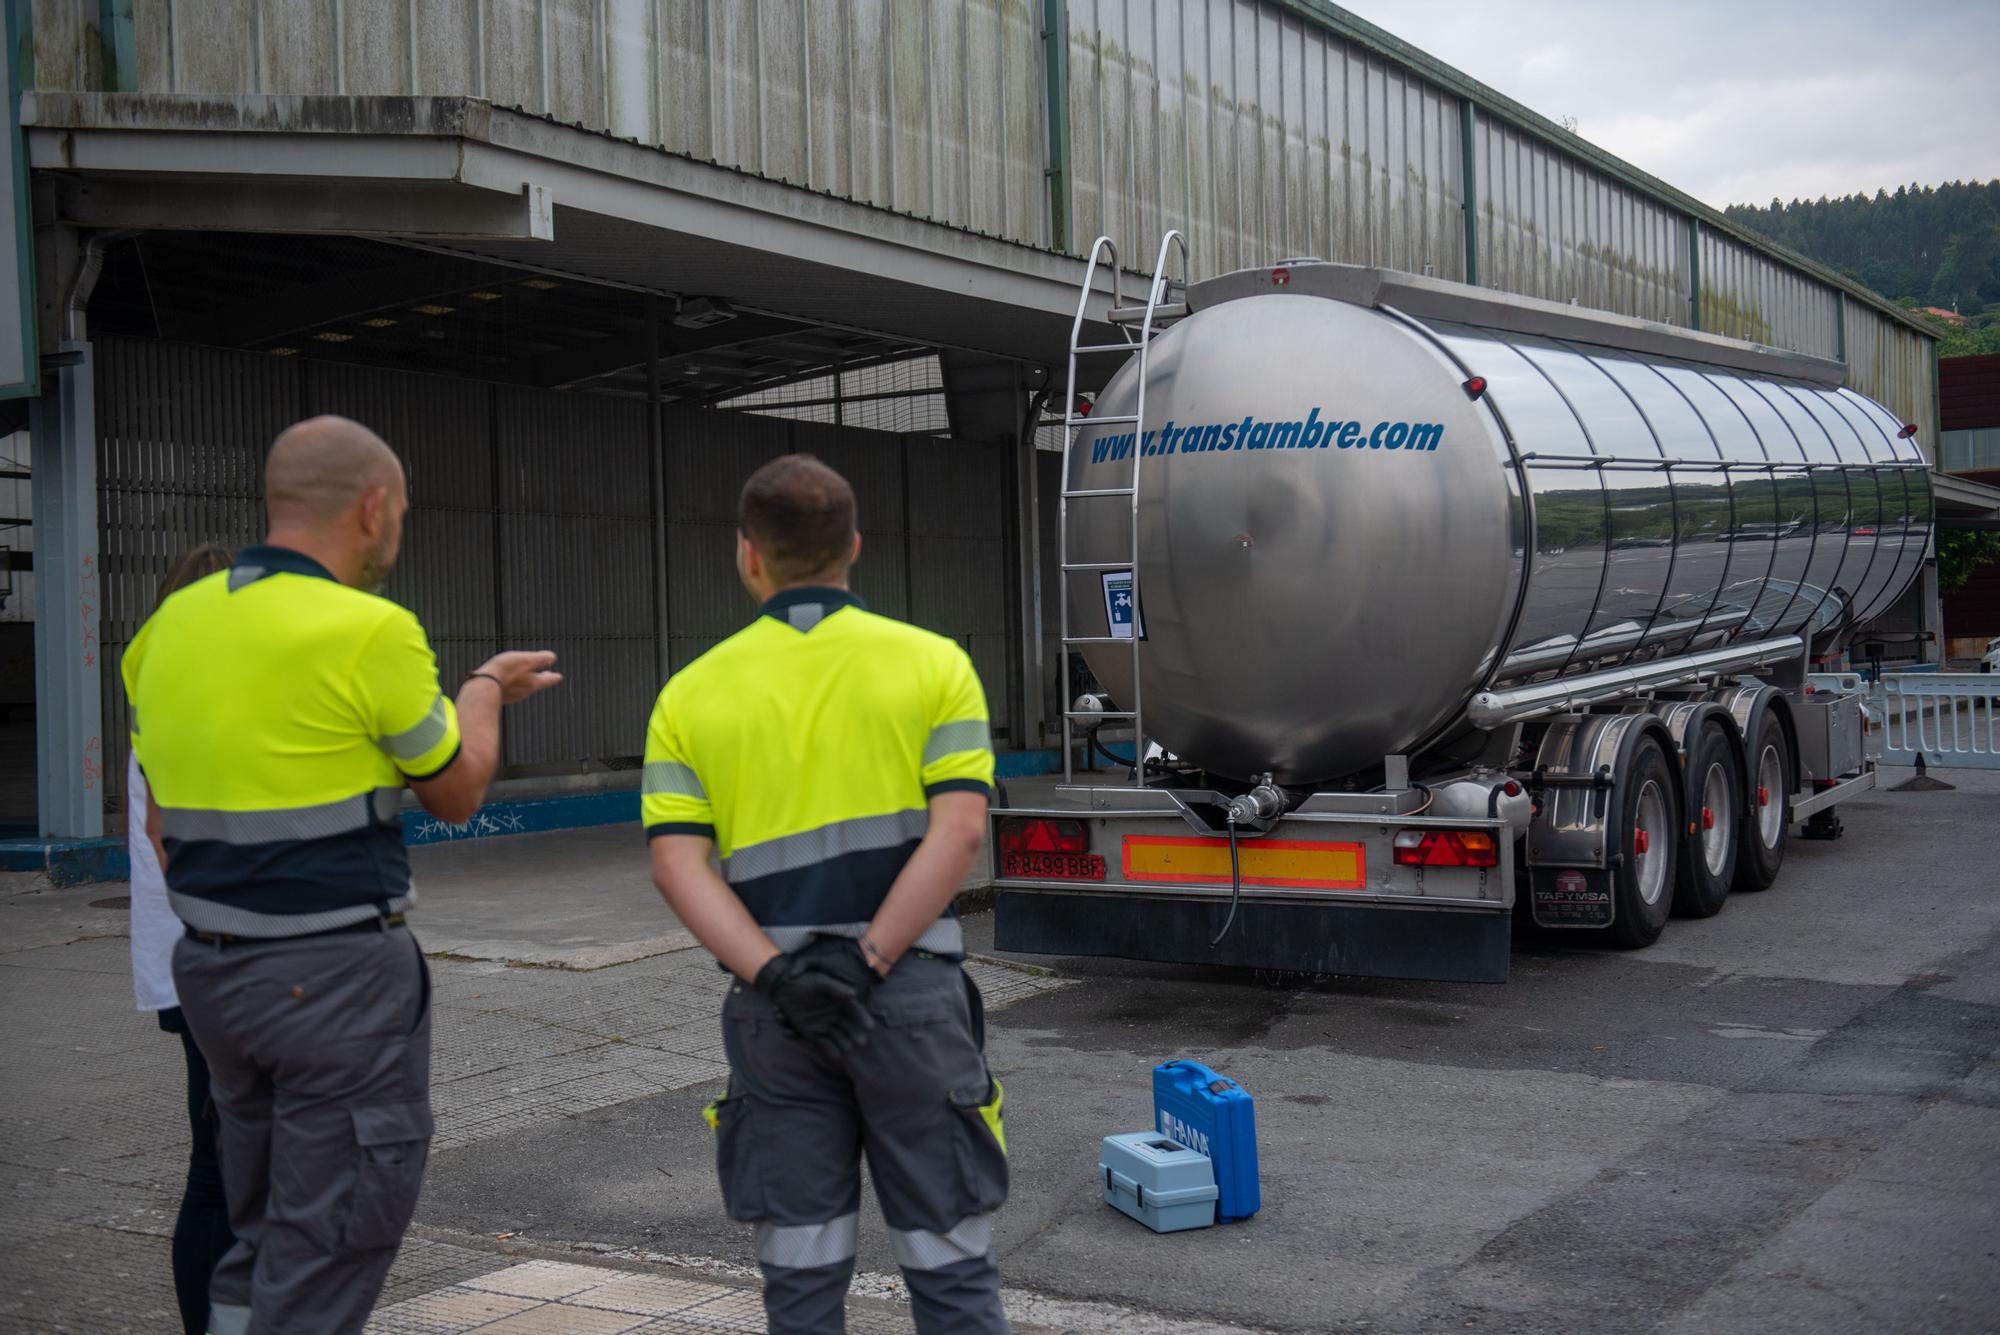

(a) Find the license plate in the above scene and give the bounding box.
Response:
[1002,850,1107,881]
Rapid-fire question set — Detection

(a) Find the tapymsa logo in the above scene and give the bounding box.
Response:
[1089,409,1443,464]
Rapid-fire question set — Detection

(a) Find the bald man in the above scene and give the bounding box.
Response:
[122,416,560,1335]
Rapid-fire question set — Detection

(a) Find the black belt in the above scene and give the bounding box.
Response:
[186,911,406,946]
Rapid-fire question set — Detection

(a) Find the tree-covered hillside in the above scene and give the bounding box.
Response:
[1725,180,2000,354]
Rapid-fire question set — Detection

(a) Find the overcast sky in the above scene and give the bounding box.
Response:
[1340,0,2000,210]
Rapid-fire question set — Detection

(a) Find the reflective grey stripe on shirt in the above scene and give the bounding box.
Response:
[721,809,929,884]
[170,890,415,939]
[158,787,403,844]
[762,917,965,956]
[378,694,450,763]
[755,1214,859,1269]
[888,1214,995,1271]
[642,761,707,800]
[923,719,991,767]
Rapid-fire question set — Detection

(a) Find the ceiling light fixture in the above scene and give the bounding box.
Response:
[674,296,738,330]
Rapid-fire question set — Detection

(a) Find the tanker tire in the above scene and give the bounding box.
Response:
[1672,723,1742,918]
[1733,719,1791,893]
[1604,735,1678,950]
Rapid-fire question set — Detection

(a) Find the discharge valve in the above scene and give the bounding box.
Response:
[1225,776,1286,828]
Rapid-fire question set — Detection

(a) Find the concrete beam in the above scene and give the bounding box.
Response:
[46,175,553,241]
[19,94,1119,369]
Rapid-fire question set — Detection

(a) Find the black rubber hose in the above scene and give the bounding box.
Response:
[1210,814,1243,947]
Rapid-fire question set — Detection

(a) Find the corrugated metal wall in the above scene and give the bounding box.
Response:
[658,405,1011,728]
[1066,0,1464,281]
[1698,226,1841,357]
[26,0,1940,409]
[46,0,1051,249]
[1474,117,1685,323]
[492,386,656,767]
[94,337,1018,806]
[96,339,300,806]
[1844,303,1937,460]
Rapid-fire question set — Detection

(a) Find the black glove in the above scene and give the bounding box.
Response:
[753,945,877,1059]
[796,935,882,997]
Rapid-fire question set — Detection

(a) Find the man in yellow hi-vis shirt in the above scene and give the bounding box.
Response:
[123,416,560,1335]
[645,454,1008,1334]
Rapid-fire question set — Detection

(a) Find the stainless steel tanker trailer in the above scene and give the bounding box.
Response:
[989,236,1934,984]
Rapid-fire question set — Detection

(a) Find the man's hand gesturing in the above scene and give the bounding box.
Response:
[473,650,563,703]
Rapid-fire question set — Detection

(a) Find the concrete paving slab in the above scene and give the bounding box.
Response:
[410,824,696,969]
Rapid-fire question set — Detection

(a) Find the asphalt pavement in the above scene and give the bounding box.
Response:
[2,765,1995,1333]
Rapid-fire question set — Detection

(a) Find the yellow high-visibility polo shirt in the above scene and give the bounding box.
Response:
[121,544,461,937]
[642,586,995,955]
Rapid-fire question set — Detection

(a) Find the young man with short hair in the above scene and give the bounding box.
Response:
[644,453,1010,1333]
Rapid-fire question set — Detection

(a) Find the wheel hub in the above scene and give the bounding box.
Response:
[1634,779,1669,906]
[1756,746,1784,847]
[1700,760,1734,878]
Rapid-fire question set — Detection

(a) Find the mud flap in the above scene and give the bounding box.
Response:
[1530,867,1615,929]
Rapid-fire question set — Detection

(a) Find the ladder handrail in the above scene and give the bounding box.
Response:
[1056,230,1190,787]
[1057,238,1122,787]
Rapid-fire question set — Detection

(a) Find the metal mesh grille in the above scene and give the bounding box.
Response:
[719,355,951,436]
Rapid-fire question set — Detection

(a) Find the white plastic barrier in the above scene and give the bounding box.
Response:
[1872,673,2000,771]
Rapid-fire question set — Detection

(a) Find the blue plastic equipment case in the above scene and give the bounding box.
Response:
[1152,1060,1260,1221]
[1099,1132,1219,1233]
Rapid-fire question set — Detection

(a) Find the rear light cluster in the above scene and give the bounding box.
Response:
[996,817,1088,855]
[1392,829,1498,868]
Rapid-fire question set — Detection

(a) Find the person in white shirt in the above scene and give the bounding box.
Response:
[128,542,235,1335]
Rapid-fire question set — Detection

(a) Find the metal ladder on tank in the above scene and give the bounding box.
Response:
[1056,230,1191,787]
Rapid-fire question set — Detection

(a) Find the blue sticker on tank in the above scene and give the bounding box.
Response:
[1087,409,1442,463]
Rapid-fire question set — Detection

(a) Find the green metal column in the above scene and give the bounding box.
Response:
[1042,0,1071,254]
[4,0,40,401]
[1459,100,1478,287]
[98,0,135,92]
[1687,217,1702,332]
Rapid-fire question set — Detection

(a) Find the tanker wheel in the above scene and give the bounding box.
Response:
[1733,717,1791,893]
[1604,734,1679,949]
[1672,723,1743,918]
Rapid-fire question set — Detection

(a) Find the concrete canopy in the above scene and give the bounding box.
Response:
[1935,473,2000,531]
[22,93,1124,382]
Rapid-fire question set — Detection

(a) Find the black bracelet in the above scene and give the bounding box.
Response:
[464,671,504,693]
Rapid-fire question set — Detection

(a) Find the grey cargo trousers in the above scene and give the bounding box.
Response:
[173,921,433,1335]
[715,953,1011,1334]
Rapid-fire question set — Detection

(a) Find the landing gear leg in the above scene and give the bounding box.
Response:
[1801,810,1843,841]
